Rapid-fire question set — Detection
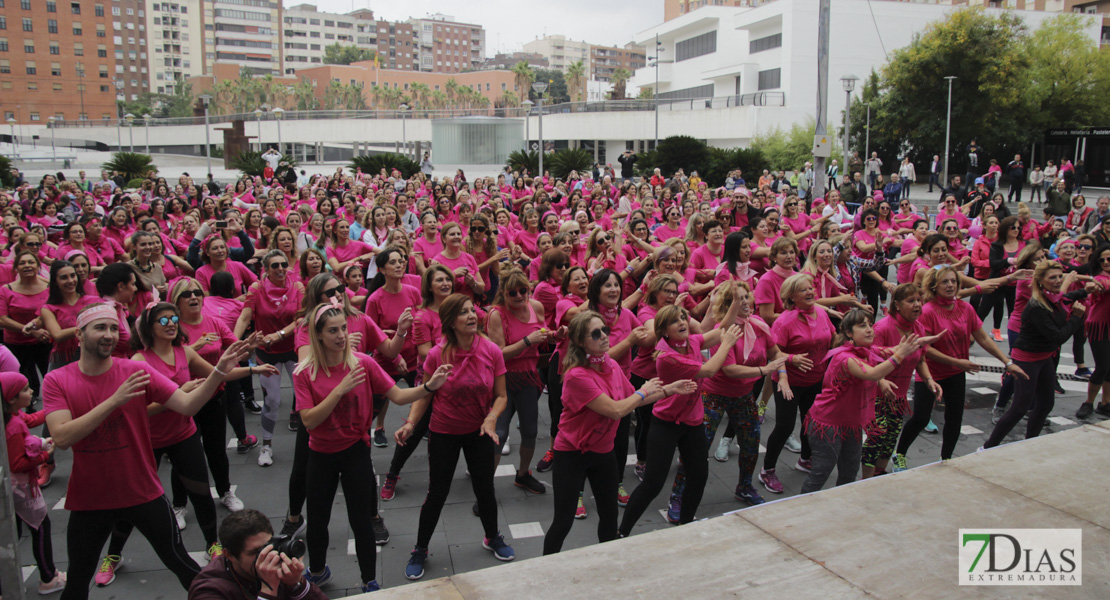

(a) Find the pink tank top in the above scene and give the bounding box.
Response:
[490,304,542,372]
[140,346,197,448]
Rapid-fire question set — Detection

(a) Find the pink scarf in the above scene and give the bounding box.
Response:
[812,267,846,298]
[771,264,794,280]
[260,275,292,308]
[891,310,917,333]
[932,294,957,308]
[734,315,770,360]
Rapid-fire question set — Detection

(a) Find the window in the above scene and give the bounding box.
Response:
[48,19,58,33]
[50,42,59,54]
[0,59,9,73]
[657,83,714,101]
[51,62,61,75]
[0,37,6,51]
[20,0,28,8]
[1,82,10,90]
[98,65,107,77]
[23,40,32,53]
[27,81,36,89]
[757,67,781,90]
[675,31,716,62]
[0,17,5,30]
[25,60,35,74]
[71,1,81,14]
[95,3,103,16]
[749,33,782,54]
[75,23,84,35]
[74,42,83,55]
[97,44,106,57]
[97,24,105,37]
[47,1,56,11]
[53,83,62,91]
[111,6,118,15]
[22,18,32,32]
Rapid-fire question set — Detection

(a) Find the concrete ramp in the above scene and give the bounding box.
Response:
[359,424,1110,599]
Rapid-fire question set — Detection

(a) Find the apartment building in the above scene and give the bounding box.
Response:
[0,0,118,122]
[409,13,485,73]
[146,0,203,94]
[523,34,590,73]
[201,0,282,76]
[589,42,645,82]
[296,61,513,106]
[282,5,417,74]
[478,51,548,71]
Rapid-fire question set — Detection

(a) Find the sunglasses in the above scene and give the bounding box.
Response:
[1079,244,1094,250]
[1100,257,1110,263]
[24,241,42,247]
[471,226,487,233]
[589,326,611,341]
[556,262,570,269]
[943,226,958,232]
[865,217,877,222]
[269,261,289,269]
[507,288,529,298]
[596,236,609,244]
[178,289,204,299]
[323,284,348,298]
[157,315,180,326]
[900,203,909,207]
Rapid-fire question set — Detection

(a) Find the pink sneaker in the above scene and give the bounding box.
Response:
[759,468,784,494]
[95,555,122,587]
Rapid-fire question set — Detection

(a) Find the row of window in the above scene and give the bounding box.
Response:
[675,31,717,62]
[1,110,97,122]
[750,33,782,54]
[0,58,107,76]
[15,0,89,13]
[0,17,107,37]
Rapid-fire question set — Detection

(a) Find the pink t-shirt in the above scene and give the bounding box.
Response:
[872,315,927,397]
[782,213,813,253]
[598,306,642,372]
[411,307,442,349]
[897,236,922,284]
[423,336,507,435]
[771,308,836,387]
[201,296,244,332]
[653,223,684,243]
[920,299,981,381]
[365,284,421,374]
[630,304,659,380]
[702,318,775,397]
[431,251,482,303]
[414,236,444,262]
[0,286,49,345]
[533,280,561,329]
[329,240,375,266]
[180,315,237,369]
[489,304,542,372]
[42,359,179,511]
[138,346,197,449]
[806,345,881,435]
[42,296,101,357]
[196,261,258,296]
[294,353,395,453]
[754,268,792,317]
[653,334,707,426]
[243,278,303,354]
[554,358,634,454]
[689,244,723,277]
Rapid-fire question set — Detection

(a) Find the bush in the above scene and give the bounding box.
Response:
[634,149,659,179]
[349,153,420,179]
[127,178,146,189]
[0,155,13,188]
[654,135,711,180]
[546,148,594,180]
[230,150,298,178]
[101,152,157,182]
[703,147,770,188]
[505,150,539,177]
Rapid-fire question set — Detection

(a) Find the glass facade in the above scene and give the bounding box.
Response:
[431,117,523,165]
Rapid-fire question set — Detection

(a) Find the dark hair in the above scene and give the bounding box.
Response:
[367,245,405,295]
[998,216,1020,238]
[62,221,86,241]
[912,218,928,230]
[218,509,273,558]
[96,262,145,298]
[132,302,183,351]
[702,219,723,236]
[209,271,236,299]
[46,260,82,305]
[859,208,879,225]
[835,307,873,346]
[586,268,621,315]
[723,231,751,277]
[917,233,949,258]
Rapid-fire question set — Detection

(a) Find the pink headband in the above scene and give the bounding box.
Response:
[0,372,28,404]
[313,297,344,325]
[63,249,88,262]
[76,303,119,329]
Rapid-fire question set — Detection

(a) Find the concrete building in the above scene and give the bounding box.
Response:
[201,0,282,76]
[408,13,485,74]
[147,0,204,95]
[282,6,417,75]
[0,0,119,123]
[478,51,548,71]
[523,34,591,73]
[589,42,645,83]
[295,61,516,107]
[111,0,150,101]
[664,0,756,22]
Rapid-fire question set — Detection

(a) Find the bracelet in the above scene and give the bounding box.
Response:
[758,367,764,377]
[523,336,532,347]
[777,369,787,375]
[423,382,434,393]
[213,366,229,377]
[404,418,416,426]
[889,355,902,366]
[635,391,646,402]
[974,285,982,295]
[787,354,795,365]
[625,265,634,273]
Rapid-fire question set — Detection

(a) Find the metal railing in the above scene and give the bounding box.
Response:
[50,92,786,128]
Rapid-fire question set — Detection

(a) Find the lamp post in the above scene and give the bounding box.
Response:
[839,74,858,178]
[943,76,957,186]
[521,99,533,152]
[76,63,86,121]
[651,34,666,149]
[125,113,135,153]
[863,103,871,161]
[143,113,151,155]
[254,108,263,152]
[7,118,17,159]
[532,81,548,178]
[114,80,124,150]
[47,116,57,164]
[399,103,409,159]
[199,94,212,176]
[272,107,285,156]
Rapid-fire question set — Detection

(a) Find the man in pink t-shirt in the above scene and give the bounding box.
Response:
[42,304,251,598]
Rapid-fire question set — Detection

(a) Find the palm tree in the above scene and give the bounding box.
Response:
[409,83,431,110]
[567,60,586,103]
[445,78,460,108]
[610,67,632,100]
[428,90,448,110]
[292,78,317,111]
[512,61,535,96]
[345,83,367,110]
[495,90,519,108]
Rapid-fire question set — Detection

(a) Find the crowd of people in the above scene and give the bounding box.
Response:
[1,153,1104,597]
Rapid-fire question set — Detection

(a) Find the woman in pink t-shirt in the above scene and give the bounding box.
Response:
[413,212,444,272]
[652,206,685,243]
[364,247,420,443]
[403,295,515,579]
[431,222,485,304]
[326,218,377,275]
[0,251,51,396]
[39,260,101,370]
[754,236,800,326]
[195,235,258,298]
[293,300,448,591]
[543,310,690,555]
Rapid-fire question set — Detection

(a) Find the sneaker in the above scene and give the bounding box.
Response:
[94,555,122,587]
[482,534,516,562]
[976,446,986,453]
[992,405,1006,425]
[759,468,784,494]
[373,427,388,448]
[37,462,55,488]
[991,329,1003,343]
[665,494,681,523]
[206,542,223,563]
[1097,403,1110,418]
[246,399,262,415]
[380,473,399,501]
[237,435,259,454]
[362,580,381,593]
[220,491,244,512]
[734,484,766,506]
[891,453,908,472]
[536,449,555,472]
[173,506,188,531]
[1054,381,1065,395]
[575,495,587,519]
[472,501,480,517]
[371,515,390,545]
[405,548,428,580]
[288,411,301,432]
[617,483,630,507]
[784,434,802,454]
[514,470,546,494]
[795,458,813,473]
[38,570,66,595]
[258,445,274,467]
[633,463,647,481]
[501,441,511,456]
[305,565,332,587]
[280,516,306,539]
[714,436,732,462]
[924,420,938,434]
[1075,367,1092,380]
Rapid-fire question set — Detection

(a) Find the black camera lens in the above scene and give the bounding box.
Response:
[267,533,306,559]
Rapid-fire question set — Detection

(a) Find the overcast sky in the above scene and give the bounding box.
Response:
[292,0,662,55]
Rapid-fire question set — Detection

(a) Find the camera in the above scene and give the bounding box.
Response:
[267,533,306,559]
[215,220,228,229]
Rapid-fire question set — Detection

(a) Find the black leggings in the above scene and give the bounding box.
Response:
[547,353,564,439]
[416,430,498,549]
[897,374,966,460]
[630,374,652,462]
[10,342,50,396]
[287,420,310,518]
[389,405,431,477]
[1089,338,1110,386]
[306,442,378,583]
[614,414,632,483]
[109,431,219,556]
[62,496,200,600]
[985,357,1055,448]
[15,513,56,584]
[619,417,708,536]
[975,285,1016,331]
[172,391,232,506]
[1073,327,1087,366]
[543,450,618,555]
[763,381,821,469]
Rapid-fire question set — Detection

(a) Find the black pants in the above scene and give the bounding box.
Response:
[1090,338,1110,386]
[62,496,200,600]
[975,285,1015,331]
[172,391,231,505]
[14,513,56,584]
[630,374,653,462]
[389,405,431,477]
[1074,328,1087,366]
[543,450,618,555]
[619,417,708,536]
[306,442,378,583]
[416,430,498,549]
[224,379,248,441]
[764,381,820,469]
[614,413,632,483]
[1008,181,1023,203]
[860,273,882,311]
[547,353,564,439]
[109,431,219,556]
[11,342,50,397]
[897,373,966,460]
[985,357,1055,448]
[287,420,310,518]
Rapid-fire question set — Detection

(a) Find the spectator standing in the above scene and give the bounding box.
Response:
[1006,154,1025,203]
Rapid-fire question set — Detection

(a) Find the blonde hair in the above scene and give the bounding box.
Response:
[1030,260,1064,310]
[780,273,815,310]
[711,279,750,322]
[294,305,358,379]
[645,273,680,307]
[562,310,604,372]
[922,266,961,302]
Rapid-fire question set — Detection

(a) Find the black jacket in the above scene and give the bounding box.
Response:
[1013,295,1085,355]
[617,153,636,177]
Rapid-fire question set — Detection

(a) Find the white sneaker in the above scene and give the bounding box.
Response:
[784,434,802,454]
[173,506,187,531]
[714,436,732,462]
[258,445,274,467]
[501,441,511,456]
[220,491,244,512]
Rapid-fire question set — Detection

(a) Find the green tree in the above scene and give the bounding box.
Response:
[752,117,839,170]
[566,60,586,102]
[512,61,535,97]
[532,69,567,104]
[1022,14,1110,135]
[166,82,196,117]
[610,68,632,100]
[323,43,376,65]
[637,86,653,100]
[292,78,318,111]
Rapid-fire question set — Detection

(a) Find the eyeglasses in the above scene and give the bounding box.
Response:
[662,288,679,295]
[507,288,529,298]
[269,261,289,269]
[943,226,958,232]
[157,315,180,326]
[785,203,797,208]
[323,284,348,298]
[589,326,611,341]
[945,201,955,205]
[1100,257,1110,264]
[24,241,42,247]
[900,203,909,207]
[596,236,609,244]
[865,216,877,222]
[178,289,204,299]
[1079,244,1094,250]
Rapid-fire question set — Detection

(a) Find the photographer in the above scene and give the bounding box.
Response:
[189,509,326,600]
[618,150,637,183]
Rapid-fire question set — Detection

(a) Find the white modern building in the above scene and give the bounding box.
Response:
[523,34,592,73]
[147,0,205,95]
[631,0,1101,146]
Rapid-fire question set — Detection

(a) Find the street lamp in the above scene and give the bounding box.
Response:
[862,103,871,161]
[47,117,57,164]
[532,81,549,178]
[650,33,667,149]
[143,113,151,155]
[272,107,285,156]
[125,113,135,153]
[254,108,263,152]
[839,74,859,178]
[7,117,17,159]
[114,79,124,149]
[399,103,409,159]
[199,94,212,176]
[521,99,533,152]
[943,76,957,186]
